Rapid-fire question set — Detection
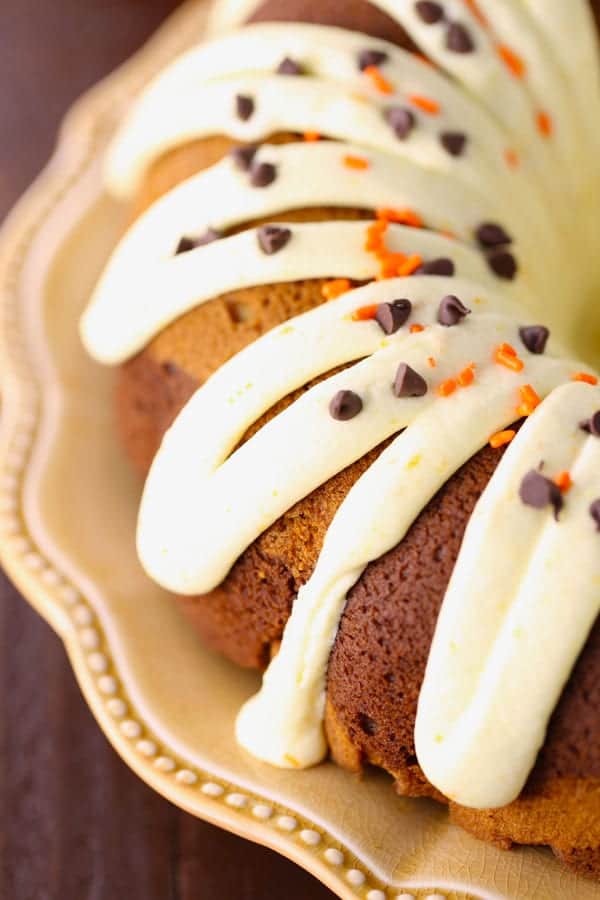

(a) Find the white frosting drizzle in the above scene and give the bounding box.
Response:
[81,6,600,809]
[415,382,600,807]
[81,220,504,365]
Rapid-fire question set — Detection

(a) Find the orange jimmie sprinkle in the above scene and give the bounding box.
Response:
[376,207,424,228]
[351,304,378,322]
[303,130,320,142]
[497,44,526,78]
[536,110,553,138]
[494,342,524,372]
[408,94,440,115]
[343,154,370,170]
[363,65,394,95]
[321,279,351,300]
[554,471,573,493]
[516,384,541,417]
[504,148,520,169]
[489,429,516,449]
[572,372,599,385]
[437,378,458,397]
[409,323,425,334]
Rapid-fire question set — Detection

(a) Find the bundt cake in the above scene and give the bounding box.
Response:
[80,0,600,879]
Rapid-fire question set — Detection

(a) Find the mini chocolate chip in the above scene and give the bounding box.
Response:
[519,469,563,520]
[590,499,600,530]
[257,225,291,255]
[230,144,259,171]
[440,131,467,157]
[277,56,303,75]
[519,325,549,355]
[329,389,363,420]
[476,222,512,248]
[175,236,196,255]
[250,161,277,187]
[385,106,416,140]
[438,294,471,326]
[417,258,455,276]
[415,1,444,24]
[393,363,428,398]
[375,299,412,334]
[358,48,389,70]
[446,21,475,53]
[174,229,220,255]
[235,94,254,121]
[580,411,600,436]
[487,249,518,280]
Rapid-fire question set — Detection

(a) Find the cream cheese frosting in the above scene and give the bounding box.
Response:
[81,4,600,810]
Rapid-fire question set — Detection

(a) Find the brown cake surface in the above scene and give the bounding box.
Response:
[114,2,600,877]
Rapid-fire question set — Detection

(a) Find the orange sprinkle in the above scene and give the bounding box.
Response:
[321,278,351,300]
[364,220,388,251]
[377,253,406,279]
[427,356,437,368]
[376,207,424,228]
[489,429,516,449]
[504,147,520,169]
[363,64,394,95]
[396,254,423,276]
[408,94,440,115]
[409,323,425,334]
[516,384,541,417]
[464,0,488,27]
[498,342,517,357]
[457,364,475,387]
[343,154,370,170]
[437,378,458,397]
[494,343,524,372]
[303,130,320,142]
[536,110,553,138]
[351,304,379,321]
[572,372,599,385]
[439,228,457,240]
[554,471,573,493]
[497,44,526,78]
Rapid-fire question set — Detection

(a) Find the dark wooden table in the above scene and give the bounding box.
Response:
[0,3,335,897]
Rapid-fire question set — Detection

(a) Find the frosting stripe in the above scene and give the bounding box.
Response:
[81,222,507,365]
[415,382,600,807]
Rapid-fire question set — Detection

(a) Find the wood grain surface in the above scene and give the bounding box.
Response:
[0,3,335,897]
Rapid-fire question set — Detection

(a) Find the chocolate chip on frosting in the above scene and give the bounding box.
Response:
[257,225,292,255]
[250,161,277,187]
[438,294,471,326]
[590,499,600,530]
[277,57,304,75]
[375,299,412,334]
[385,106,416,140]
[487,249,518,280]
[235,94,255,121]
[580,410,600,436]
[446,22,475,53]
[415,1,444,24]
[175,229,221,255]
[440,131,467,157]
[519,325,550,354]
[230,144,258,171]
[519,469,563,519]
[476,222,512,248]
[329,390,363,420]
[417,258,455,276]
[358,48,389,71]
[393,363,428,398]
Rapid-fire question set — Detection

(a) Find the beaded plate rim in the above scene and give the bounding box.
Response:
[0,3,545,899]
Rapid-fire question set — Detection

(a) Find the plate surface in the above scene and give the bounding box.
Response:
[0,3,597,899]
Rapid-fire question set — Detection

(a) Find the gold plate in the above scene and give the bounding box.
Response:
[0,3,597,898]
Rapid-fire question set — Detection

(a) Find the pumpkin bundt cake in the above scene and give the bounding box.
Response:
[80,0,600,879]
